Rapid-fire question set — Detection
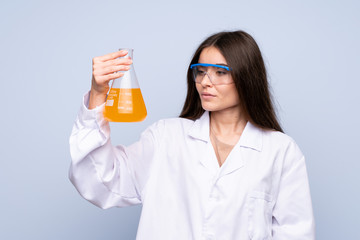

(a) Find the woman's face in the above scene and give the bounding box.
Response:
[195,47,240,113]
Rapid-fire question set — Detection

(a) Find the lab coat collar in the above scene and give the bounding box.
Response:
[188,111,263,152]
[188,111,211,142]
[239,121,263,152]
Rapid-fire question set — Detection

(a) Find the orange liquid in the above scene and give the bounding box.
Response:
[103,88,147,122]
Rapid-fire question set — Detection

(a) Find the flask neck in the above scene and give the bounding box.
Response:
[120,48,133,59]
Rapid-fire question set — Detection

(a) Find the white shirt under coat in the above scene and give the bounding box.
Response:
[69,92,315,240]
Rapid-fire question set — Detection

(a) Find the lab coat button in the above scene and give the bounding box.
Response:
[205,234,215,240]
[209,193,219,201]
[211,196,218,201]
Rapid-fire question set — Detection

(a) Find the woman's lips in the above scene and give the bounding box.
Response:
[201,92,215,99]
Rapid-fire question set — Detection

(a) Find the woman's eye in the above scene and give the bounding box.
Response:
[216,70,227,76]
[197,70,206,75]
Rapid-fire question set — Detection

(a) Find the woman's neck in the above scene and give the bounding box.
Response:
[210,109,247,137]
[209,109,247,166]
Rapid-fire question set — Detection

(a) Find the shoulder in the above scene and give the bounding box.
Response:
[146,117,195,134]
[262,128,303,157]
[159,116,194,125]
[263,129,295,145]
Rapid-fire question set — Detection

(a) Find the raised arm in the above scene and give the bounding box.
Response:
[69,51,158,209]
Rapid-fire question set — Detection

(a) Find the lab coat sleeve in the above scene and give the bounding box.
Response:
[69,92,162,209]
[272,140,315,239]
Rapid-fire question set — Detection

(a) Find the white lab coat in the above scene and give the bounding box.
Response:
[69,92,315,240]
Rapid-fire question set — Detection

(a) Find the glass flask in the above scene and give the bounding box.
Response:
[103,48,147,122]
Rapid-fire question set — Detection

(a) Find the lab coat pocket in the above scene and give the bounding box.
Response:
[247,191,273,240]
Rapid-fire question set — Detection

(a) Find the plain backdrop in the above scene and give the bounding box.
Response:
[1,0,359,239]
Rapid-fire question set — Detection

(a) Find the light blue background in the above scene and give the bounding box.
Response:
[1,0,359,239]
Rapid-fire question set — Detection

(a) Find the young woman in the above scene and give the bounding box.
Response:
[69,30,315,239]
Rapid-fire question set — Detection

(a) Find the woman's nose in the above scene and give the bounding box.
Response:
[200,72,213,87]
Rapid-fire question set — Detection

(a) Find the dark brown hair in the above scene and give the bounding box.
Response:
[179,30,283,132]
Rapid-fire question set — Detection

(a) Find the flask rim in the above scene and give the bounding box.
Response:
[119,48,133,58]
[119,48,134,51]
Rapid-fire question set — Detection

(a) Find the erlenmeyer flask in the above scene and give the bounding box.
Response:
[103,48,147,122]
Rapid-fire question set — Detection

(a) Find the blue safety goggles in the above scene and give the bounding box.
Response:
[190,63,231,71]
[189,63,233,85]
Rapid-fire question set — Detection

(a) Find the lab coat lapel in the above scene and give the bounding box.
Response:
[188,114,264,177]
[188,112,219,175]
[238,122,263,152]
[188,111,210,142]
[219,121,263,178]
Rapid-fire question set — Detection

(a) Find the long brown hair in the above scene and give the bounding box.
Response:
[179,30,283,132]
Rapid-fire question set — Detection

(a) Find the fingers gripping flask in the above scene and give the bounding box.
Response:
[104,49,147,122]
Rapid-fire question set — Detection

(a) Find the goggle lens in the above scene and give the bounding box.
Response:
[190,63,233,85]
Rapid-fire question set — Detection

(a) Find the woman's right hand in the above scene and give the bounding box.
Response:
[89,50,132,109]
